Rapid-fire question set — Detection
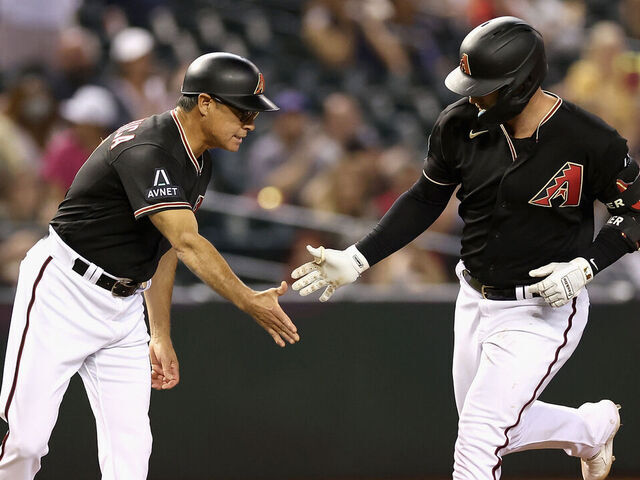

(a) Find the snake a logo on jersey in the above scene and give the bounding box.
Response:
[193,194,205,212]
[529,162,583,207]
[145,168,183,200]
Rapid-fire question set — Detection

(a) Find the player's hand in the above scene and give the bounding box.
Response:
[246,281,299,347]
[149,338,180,390]
[291,245,369,302]
[528,257,594,308]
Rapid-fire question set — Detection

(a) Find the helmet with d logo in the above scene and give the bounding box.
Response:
[445,17,547,125]
[181,52,279,112]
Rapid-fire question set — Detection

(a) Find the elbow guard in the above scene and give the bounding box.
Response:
[604,214,640,251]
[602,159,640,250]
[604,160,640,214]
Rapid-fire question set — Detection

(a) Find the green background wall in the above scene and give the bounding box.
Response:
[0,301,637,479]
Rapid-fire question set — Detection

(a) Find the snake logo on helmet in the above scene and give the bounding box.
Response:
[181,52,279,112]
[445,16,547,126]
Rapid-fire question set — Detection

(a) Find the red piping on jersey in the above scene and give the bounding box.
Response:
[499,125,517,161]
[170,109,202,175]
[490,296,577,479]
[535,93,563,142]
[498,93,563,159]
[0,256,53,463]
[538,94,563,128]
[134,201,193,219]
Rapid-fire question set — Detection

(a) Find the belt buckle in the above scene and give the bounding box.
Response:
[480,284,489,299]
[480,283,496,300]
[111,278,139,297]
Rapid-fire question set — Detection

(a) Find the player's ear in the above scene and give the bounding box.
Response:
[197,94,213,116]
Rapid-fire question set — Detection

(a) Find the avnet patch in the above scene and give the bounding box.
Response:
[145,186,183,200]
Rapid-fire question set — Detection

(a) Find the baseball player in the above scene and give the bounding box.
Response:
[0,52,299,480]
[292,17,639,480]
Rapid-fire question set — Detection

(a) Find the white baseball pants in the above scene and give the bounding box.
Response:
[452,261,619,480]
[0,230,152,479]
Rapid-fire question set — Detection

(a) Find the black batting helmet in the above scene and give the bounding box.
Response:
[181,52,279,112]
[445,16,547,125]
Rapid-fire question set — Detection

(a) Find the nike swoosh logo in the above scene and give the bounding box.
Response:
[469,129,489,139]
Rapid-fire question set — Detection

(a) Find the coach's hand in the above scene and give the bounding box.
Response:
[149,338,180,390]
[246,281,300,347]
[291,245,369,302]
[528,257,594,308]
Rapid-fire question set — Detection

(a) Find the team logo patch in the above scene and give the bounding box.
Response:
[529,162,583,207]
[145,168,182,200]
[193,194,205,212]
[254,73,265,94]
[460,53,471,75]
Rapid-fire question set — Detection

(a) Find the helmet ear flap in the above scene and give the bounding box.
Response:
[513,74,534,99]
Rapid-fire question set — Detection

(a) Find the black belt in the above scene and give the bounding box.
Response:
[462,269,539,301]
[72,259,141,297]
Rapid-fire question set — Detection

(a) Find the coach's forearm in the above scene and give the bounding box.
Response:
[145,248,178,340]
[173,232,254,311]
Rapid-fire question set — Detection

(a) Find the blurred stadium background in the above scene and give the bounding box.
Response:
[0,0,640,479]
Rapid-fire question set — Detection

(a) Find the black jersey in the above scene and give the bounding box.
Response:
[424,94,629,287]
[51,110,212,281]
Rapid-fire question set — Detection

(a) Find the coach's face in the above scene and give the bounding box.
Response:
[469,90,500,112]
[199,94,257,152]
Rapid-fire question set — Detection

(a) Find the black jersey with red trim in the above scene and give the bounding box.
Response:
[51,109,212,281]
[424,94,629,287]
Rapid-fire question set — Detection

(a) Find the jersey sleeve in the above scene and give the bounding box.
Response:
[112,144,193,219]
[591,133,630,202]
[422,110,460,186]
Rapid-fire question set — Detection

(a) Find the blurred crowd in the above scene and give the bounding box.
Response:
[1,0,640,291]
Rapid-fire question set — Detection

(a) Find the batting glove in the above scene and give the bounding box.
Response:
[528,257,594,308]
[291,245,369,302]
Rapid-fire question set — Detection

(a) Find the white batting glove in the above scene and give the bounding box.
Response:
[291,245,369,302]
[528,257,594,308]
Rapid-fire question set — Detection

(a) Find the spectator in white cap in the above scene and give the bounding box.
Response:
[40,85,118,214]
[107,27,172,122]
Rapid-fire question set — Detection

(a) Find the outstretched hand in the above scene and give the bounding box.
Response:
[247,281,299,347]
[149,339,180,390]
[291,245,368,302]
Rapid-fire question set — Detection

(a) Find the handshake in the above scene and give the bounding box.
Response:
[291,245,369,302]
[292,244,594,308]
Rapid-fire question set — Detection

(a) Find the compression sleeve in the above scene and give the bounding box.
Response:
[580,227,633,274]
[356,174,456,266]
[582,152,640,274]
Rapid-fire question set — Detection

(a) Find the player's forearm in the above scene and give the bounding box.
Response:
[145,249,178,340]
[173,233,254,311]
[357,176,455,266]
[580,224,635,275]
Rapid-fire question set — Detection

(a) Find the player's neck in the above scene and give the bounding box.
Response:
[506,89,557,139]
[175,107,208,157]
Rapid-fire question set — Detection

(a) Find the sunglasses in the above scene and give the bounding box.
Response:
[211,95,259,123]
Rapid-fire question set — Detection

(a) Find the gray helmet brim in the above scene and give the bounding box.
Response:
[444,67,511,97]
